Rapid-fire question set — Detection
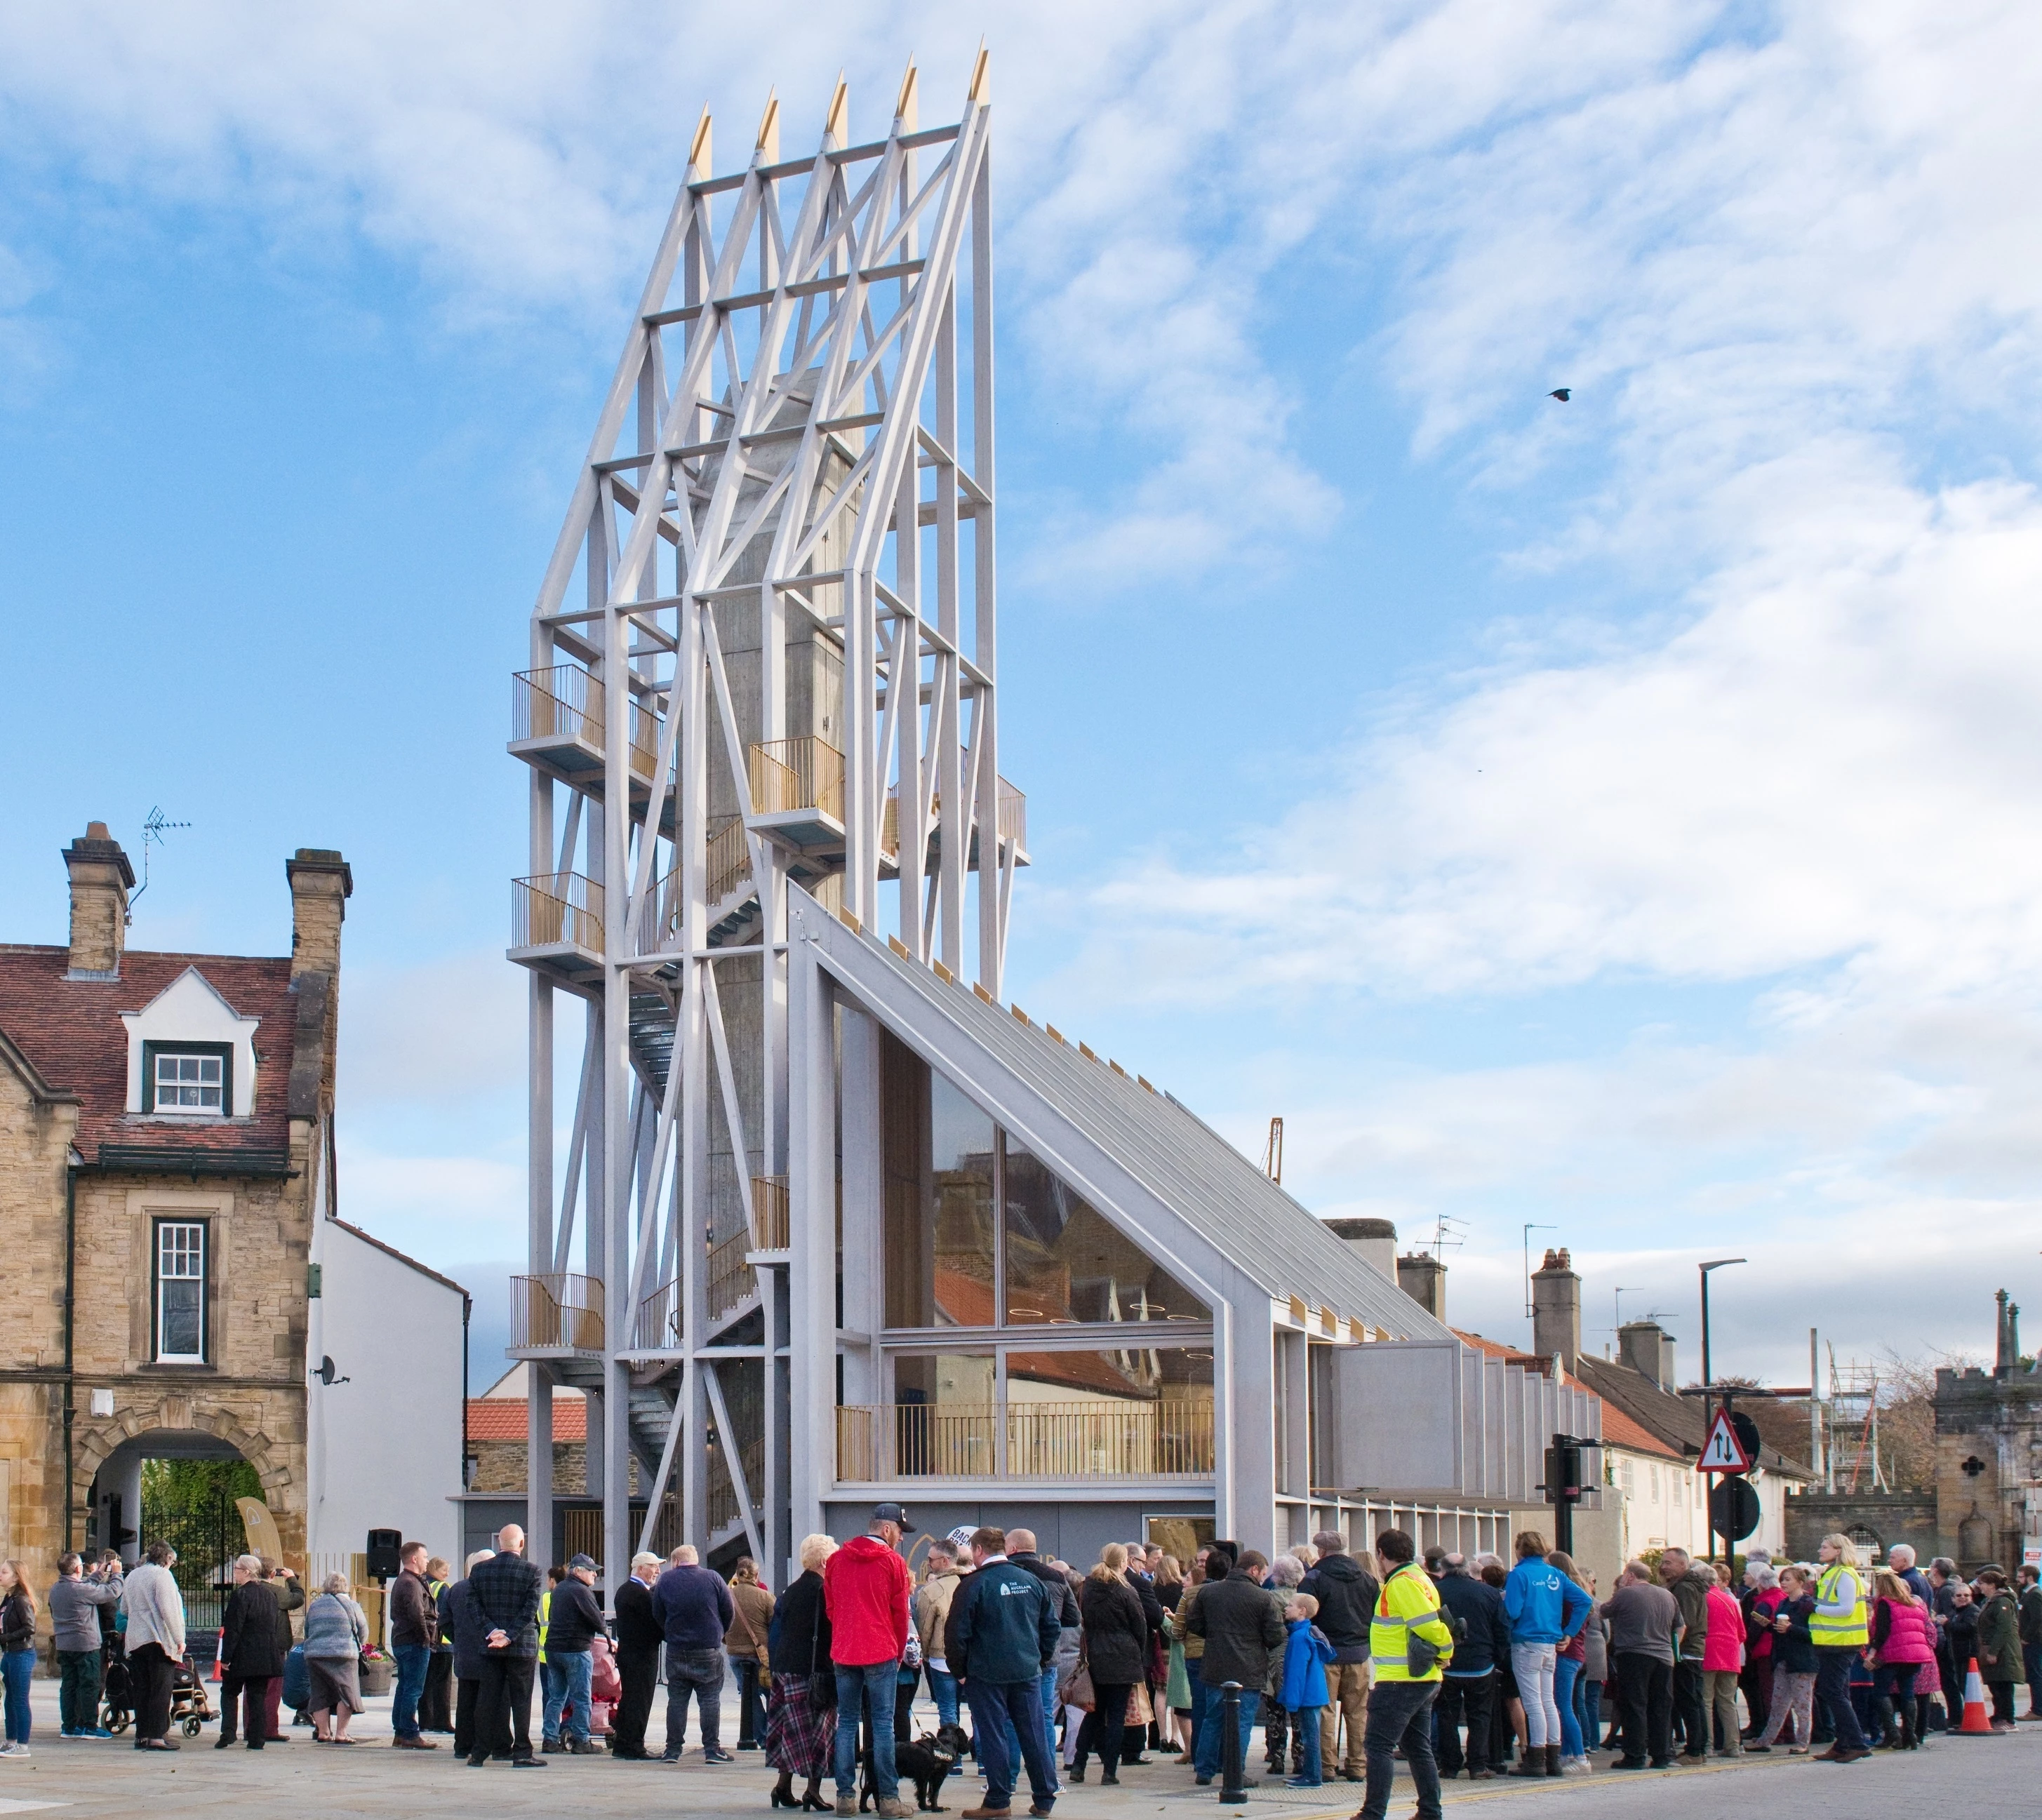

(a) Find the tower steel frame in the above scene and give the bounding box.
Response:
[509,54,1010,1588]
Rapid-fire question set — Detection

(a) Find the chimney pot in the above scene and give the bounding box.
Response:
[1531,1245,1581,1371]
[62,822,135,977]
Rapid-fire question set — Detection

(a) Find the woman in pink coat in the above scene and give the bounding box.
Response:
[1702,1581,1745,1756]
[1865,1568,1936,1750]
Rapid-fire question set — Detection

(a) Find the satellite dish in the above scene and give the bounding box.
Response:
[314,1355,350,1386]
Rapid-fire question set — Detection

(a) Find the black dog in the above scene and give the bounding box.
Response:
[861,1724,968,1812]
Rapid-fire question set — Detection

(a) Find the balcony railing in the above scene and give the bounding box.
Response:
[512,664,660,782]
[751,1176,790,1250]
[709,816,753,904]
[749,737,844,822]
[880,775,1026,857]
[514,872,603,954]
[512,1273,604,1351]
[835,1398,1215,1482]
[706,1230,755,1320]
[636,1278,682,1351]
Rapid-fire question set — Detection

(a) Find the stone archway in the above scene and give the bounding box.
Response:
[77,1393,295,1572]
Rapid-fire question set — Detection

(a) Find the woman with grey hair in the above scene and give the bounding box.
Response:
[1260,1555,1309,1776]
[302,1572,369,1743]
[217,1555,288,1749]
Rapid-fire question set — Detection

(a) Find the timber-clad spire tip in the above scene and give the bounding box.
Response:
[895,60,919,129]
[688,107,712,175]
[825,74,849,145]
[755,90,780,163]
[968,41,990,105]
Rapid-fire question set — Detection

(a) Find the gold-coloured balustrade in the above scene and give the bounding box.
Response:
[510,1273,605,1351]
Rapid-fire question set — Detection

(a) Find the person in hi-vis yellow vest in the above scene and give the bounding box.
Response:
[1809,1534,1871,1762]
[1356,1530,1455,1820]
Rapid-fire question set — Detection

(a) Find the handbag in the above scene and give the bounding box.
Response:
[1059,1661,1095,1713]
[809,1621,837,1709]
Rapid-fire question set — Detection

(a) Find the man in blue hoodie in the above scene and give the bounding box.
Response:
[950,1527,1061,1820]
[1502,1532,1591,1777]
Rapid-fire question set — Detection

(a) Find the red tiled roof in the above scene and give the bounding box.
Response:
[466,1399,587,1442]
[0,944,299,1158]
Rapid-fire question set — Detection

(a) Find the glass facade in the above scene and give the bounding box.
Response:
[876,1029,1208,1334]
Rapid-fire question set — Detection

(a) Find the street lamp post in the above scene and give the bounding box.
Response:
[1698,1257,1747,1566]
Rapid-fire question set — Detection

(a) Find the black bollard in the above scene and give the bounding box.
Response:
[1219,1681,1248,1803]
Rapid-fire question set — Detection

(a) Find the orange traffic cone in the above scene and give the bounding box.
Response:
[1956,1657,1995,1736]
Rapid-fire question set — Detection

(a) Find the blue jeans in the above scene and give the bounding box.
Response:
[927,1666,959,1727]
[1360,1680,1439,1820]
[392,1642,431,1739]
[541,1659,566,1740]
[969,1678,1057,1810]
[1554,1656,1582,1758]
[1193,1683,1260,1779]
[1579,1677,1603,1750]
[1187,1677,1210,1759]
[2,1650,32,1744]
[552,1650,593,1743]
[665,1647,726,1755]
[1289,1704,1323,1783]
[835,1660,900,1800]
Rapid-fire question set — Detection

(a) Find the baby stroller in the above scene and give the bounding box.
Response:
[102,1648,214,1738]
[168,1652,215,1737]
[100,1642,133,1734]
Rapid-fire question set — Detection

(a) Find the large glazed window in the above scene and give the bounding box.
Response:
[1003,1142,1208,1326]
[877,1029,1208,1334]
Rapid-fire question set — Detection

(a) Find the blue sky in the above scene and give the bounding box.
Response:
[4,1,2039,1388]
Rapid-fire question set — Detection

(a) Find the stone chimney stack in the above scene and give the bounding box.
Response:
[1619,1319,1676,1391]
[1396,1252,1448,1319]
[1531,1247,1581,1372]
[1324,1217,1399,1285]
[285,849,353,982]
[63,822,135,979]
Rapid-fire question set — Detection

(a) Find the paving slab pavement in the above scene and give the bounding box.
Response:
[0,1677,2033,1820]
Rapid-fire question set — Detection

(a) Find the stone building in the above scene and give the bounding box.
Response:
[1934,1290,2041,1572]
[0,823,467,1628]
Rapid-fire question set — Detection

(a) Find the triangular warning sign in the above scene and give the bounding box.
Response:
[1699,1408,1753,1473]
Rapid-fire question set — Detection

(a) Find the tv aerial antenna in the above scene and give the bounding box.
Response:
[126,807,191,918]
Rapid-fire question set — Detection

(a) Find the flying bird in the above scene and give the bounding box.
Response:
[1549,387,1571,402]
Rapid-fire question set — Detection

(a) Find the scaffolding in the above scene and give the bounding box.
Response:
[1826,1345,1888,1494]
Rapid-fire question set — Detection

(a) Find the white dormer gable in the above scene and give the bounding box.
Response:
[119,967,260,1118]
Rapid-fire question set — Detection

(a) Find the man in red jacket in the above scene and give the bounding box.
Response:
[825,1504,916,1819]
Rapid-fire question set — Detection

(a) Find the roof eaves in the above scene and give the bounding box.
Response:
[331,1217,471,1302]
[0,1026,80,1105]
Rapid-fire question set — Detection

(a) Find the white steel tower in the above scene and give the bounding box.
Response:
[506,53,1017,1586]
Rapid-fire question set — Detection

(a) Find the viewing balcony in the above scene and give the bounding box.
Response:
[881,775,1029,870]
[511,664,672,831]
[747,737,846,854]
[750,1175,791,1250]
[511,1272,604,1354]
[834,1398,1215,1483]
[509,871,604,982]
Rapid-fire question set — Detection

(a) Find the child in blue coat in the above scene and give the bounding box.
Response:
[1280,1593,1337,1786]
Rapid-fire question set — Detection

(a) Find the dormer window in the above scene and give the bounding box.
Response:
[142,1043,231,1116]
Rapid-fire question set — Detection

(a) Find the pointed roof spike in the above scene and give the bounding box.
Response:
[755,89,780,164]
[894,58,919,130]
[968,40,990,105]
[825,73,849,145]
[688,107,713,177]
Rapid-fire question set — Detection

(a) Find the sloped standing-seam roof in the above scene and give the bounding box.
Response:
[799,892,1454,1344]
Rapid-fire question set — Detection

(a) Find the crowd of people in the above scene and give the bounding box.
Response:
[1,1510,2035,1820]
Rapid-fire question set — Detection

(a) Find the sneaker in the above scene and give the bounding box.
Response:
[1560,1755,1594,1774]
[705,1748,736,1763]
[1281,1776,1319,1788]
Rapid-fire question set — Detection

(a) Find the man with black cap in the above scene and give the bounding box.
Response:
[825,1503,917,1819]
[545,1555,606,1756]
